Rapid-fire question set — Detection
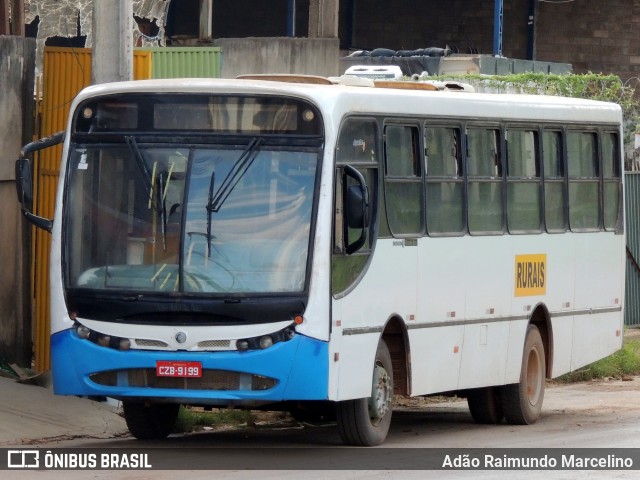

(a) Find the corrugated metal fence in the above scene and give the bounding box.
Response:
[625,172,640,326]
[32,47,91,373]
[145,47,222,78]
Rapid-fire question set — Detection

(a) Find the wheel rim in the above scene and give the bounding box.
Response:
[526,344,543,406]
[368,363,392,423]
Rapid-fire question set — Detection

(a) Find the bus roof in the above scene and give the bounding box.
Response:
[72,77,623,127]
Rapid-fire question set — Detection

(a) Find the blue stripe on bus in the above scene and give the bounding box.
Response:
[50,329,328,402]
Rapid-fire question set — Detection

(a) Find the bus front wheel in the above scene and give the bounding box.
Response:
[122,401,180,440]
[336,340,393,446]
[501,324,546,424]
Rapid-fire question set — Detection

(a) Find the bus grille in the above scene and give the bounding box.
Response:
[134,339,169,348]
[90,369,277,391]
[197,340,231,348]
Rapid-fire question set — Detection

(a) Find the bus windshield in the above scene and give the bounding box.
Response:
[64,141,318,294]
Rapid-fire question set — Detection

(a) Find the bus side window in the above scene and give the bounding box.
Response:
[332,117,378,295]
[467,127,504,234]
[384,124,424,236]
[425,126,464,235]
[542,130,566,232]
[506,129,542,233]
[336,118,377,164]
[567,131,599,231]
[602,132,622,232]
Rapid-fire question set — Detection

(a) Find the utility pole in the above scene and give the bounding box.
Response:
[91,0,133,84]
[493,0,503,57]
[199,0,212,42]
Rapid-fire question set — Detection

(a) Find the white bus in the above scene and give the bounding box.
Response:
[15,76,625,446]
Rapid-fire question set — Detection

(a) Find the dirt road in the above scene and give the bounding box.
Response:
[6,374,640,479]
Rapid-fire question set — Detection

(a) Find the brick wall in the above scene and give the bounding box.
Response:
[213,0,309,38]
[341,0,638,80]
[535,0,640,80]
[345,0,529,59]
[213,0,640,79]
[345,0,639,81]
[209,0,637,80]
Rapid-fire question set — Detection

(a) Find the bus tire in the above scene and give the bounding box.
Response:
[467,387,504,424]
[501,324,546,425]
[336,340,393,446]
[123,401,180,440]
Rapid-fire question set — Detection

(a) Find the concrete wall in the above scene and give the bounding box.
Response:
[213,37,339,78]
[0,37,35,366]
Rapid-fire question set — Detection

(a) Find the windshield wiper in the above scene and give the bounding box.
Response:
[157,171,167,251]
[206,170,216,257]
[157,161,177,252]
[124,136,153,198]
[209,137,264,212]
[125,136,174,251]
[205,137,264,257]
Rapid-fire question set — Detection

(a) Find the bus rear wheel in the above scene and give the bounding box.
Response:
[502,324,546,425]
[467,386,504,424]
[123,401,180,440]
[336,340,393,446]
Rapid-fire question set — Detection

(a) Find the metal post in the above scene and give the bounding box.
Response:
[345,0,355,49]
[287,0,296,37]
[527,0,537,60]
[91,0,133,84]
[493,0,503,57]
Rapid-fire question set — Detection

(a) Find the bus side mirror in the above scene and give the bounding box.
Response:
[15,158,33,206]
[14,131,64,232]
[343,165,369,254]
[346,184,367,229]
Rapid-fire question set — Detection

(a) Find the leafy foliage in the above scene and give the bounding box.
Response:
[173,406,255,432]
[432,72,640,147]
[555,338,640,383]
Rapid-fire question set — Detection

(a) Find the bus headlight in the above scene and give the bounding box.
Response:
[235,323,296,351]
[75,324,91,339]
[259,336,273,349]
[73,322,132,351]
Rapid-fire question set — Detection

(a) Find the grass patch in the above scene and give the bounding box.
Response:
[556,338,640,383]
[174,407,255,433]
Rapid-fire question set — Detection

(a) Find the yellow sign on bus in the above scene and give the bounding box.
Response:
[514,254,547,297]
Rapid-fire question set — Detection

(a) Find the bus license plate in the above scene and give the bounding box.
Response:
[156,361,202,378]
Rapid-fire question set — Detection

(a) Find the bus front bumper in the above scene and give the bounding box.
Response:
[50,329,329,404]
